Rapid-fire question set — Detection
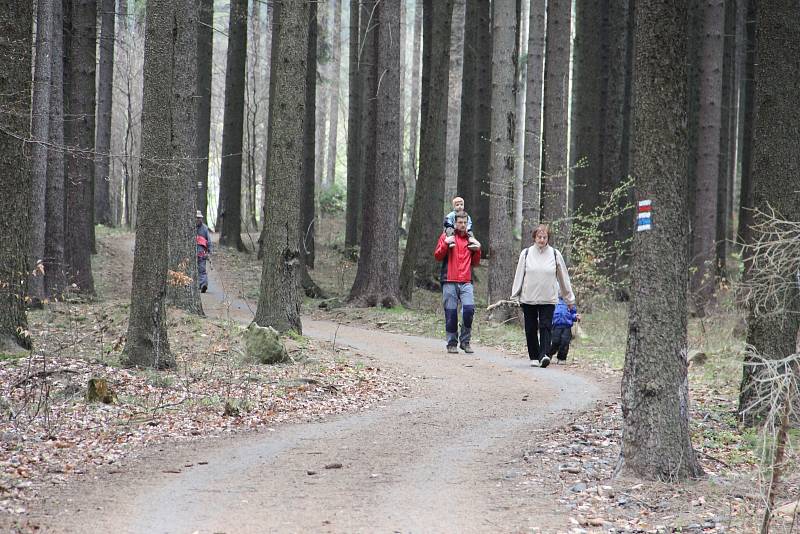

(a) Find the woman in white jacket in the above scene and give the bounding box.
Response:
[510,224,576,368]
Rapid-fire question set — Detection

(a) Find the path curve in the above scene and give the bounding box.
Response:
[33,256,608,533]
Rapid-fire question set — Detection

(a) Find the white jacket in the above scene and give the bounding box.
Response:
[510,245,576,306]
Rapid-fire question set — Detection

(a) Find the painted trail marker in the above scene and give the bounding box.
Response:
[637,200,652,231]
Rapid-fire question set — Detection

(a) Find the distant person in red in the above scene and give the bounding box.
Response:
[196,211,211,293]
[434,211,481,354]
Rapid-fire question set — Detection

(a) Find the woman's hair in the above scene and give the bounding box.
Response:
[533,224,550,241]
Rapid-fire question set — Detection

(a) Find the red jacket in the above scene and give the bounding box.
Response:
[434,232,480,283]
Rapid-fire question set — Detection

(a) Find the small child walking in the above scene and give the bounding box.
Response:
[548,296,580,364]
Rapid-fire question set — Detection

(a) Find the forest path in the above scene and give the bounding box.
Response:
[35,243,610,533]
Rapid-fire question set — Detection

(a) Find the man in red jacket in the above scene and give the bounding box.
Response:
[434,211,481,353]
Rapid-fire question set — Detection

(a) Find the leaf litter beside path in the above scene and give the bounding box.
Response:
[0,301,410,528]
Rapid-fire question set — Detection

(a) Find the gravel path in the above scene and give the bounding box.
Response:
[29,260,607,533]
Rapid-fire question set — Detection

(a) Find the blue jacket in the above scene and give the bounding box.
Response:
[552,297,577,328]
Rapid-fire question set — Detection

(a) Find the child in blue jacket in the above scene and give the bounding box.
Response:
[548,297,580,363]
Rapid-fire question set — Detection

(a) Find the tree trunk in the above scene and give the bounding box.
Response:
[300,1,318,272]
[620,0,703,481]
[255,0,310,334]
[487,0,517,318]
[738,1,800,425]
[349,0,402,307]
[715,0,735,280]
[689,0,725,314]
[29,0,53,304]
[356,1,378,245]
[166,0,203,316]
[456,0,477,222]
[570,0,606,216]
[94,0,115,227]
[314,3,328,193]
[0,0,33,351]
[445,0,466,201]
[45,0,68,297]
[344,0,362,250]
[512,0,528,239]
[64,0,96,294]
[736,0,755,250]
[604,0,634,257]
[521,0,545,248]
[399,0,454,301]
[195,0,213,220]
[219,0,248,251]
[243,0,263,233]
[124,0,196,370]
[324,0,342,190]
[404,0,424,228]
[540,0,571,248]
[473,0,491,243]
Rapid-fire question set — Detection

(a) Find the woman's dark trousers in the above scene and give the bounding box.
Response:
[520,303,555,361]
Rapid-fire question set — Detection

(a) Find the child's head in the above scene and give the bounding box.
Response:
[452,196,465,211]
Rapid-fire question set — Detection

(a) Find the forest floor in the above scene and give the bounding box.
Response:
[0,218,797,533]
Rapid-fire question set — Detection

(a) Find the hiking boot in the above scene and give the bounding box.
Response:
[540,355,551,368]
[460,343,474,353]
[447,345,459,354]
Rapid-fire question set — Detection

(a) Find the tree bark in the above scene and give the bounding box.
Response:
[540,0,571,248]
[124,0,193,369]
[356,1,377,246]
[349,0,402,307]
[64,0,96,294]
[314,3,328,193]
[570,0,606,216]
[255,0,310,334]
[195,0,213,220]
[399,0,454,301]
[738,1,800,425]
[219,0,248,251]
[29,0,53,304]
[456,0,478,222]
[716,0,736,279]
[166,0,203,316]
[689,0,725,313]
[45,0,68,297]
[620,0,703,481]
[404,0,424,228]
[487,0,517,319]
[735,0,755,250]
[473,0,491,243]
[94,0,115,227]
[344,0,362,250]
[605,0,634,257]
[324,0,342,190]
[300,0,318,272]
[445,0,466,201]
[0,0,33,351]
[521,0,545,247]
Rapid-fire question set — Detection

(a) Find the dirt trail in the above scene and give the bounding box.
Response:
[32,250,609,533]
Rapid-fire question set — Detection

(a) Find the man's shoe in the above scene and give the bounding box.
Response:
[447,345,459,354]
[530,359,540,367]
[540,355,551,368]
[460,343,474,353]
[200,284,208,293]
